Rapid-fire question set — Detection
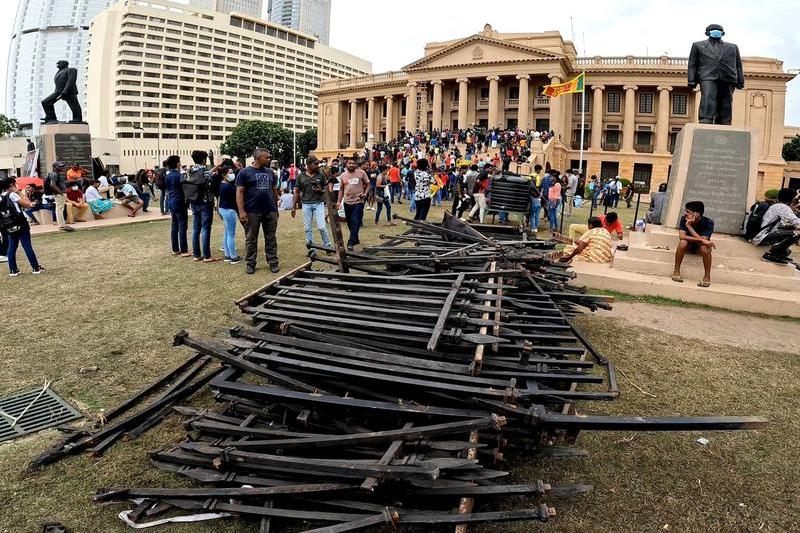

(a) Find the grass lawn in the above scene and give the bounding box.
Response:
[1,202,797,532]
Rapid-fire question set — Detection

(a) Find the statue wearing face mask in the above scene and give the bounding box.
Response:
[688,24,745,125]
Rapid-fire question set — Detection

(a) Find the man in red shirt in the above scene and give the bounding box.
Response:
[65,185,89,223]
[568,211,624,241]
[387,163,401,204]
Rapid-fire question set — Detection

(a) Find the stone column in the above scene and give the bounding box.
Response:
[487,75,500,128]
[547,74,562,136]
[516,74,530,131]
[431,80,443,131]
[622,85,638,151]
[348,98,358,148]
[406,82,418,133]
[456,78,469,129]
[590,85,604,149]
[385,95,395,140]
[366,97,375,142]
[655,85,672,153]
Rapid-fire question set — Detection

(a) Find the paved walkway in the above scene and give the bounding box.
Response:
[30,210,171,236]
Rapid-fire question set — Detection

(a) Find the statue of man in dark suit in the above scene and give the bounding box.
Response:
[688,24,745,125]
[41,60,83,124]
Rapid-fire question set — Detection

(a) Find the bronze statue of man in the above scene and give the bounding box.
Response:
[688,24,745,125]
[41,60,83,124]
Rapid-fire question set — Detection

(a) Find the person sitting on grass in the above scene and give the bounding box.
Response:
[84,178,114,219]
[559,217,613,264]
[567,212,624,241]
[672,200,715,287]
[117,177,143,217]
[751,188,800,265]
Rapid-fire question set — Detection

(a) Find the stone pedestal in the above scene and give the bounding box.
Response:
[36,123,93,180]
[662,123,758,235]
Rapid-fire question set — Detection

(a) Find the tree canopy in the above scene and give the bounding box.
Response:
[783,134,800,161]
[220,120,317,167]
[0,114,21,137]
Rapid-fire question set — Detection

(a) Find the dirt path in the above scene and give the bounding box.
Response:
[598,302,800,355]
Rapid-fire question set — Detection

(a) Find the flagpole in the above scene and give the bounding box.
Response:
[578,72,586,177]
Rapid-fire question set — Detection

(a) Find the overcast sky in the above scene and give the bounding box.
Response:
[1,0,798,124]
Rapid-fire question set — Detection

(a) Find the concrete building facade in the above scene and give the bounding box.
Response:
[268,0,330,45]
[316,24,795,195]
[86,0,369,172]
[189,0,263,18]
[6,0,117,135]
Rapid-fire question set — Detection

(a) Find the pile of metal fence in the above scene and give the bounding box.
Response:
[39,211,767,531]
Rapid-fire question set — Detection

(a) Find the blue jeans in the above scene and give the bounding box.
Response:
[390,183,402,202]
[408,189,416,212]
[302,202,331,247]
[375,196,391,223]
[548,200,560,230]
[529,201,542,229]
[24,204,56,224]
[7,225,39,273]
[343,202,364,247]
[499,211,508,223]
[218,207,239,258]
[191,202,213,259]
[140,192,151,212]
[171,207,188,253]
[159,189,168,214]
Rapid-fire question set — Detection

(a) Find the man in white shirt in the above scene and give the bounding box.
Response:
[118,177,143,217]
[566,170,579,216]
[85,178,114,219]
[752,188,800,264]
[97,175,114,200]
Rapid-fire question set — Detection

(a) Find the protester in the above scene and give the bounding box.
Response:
[118,176,143,217]
[22,185,56,225]
[672,201,715,287]
[66,162,88,183]
[236,148,280,274]
[569,212,624,241]
[165,155,189,256]
[529,178,543,230]
[559,217,613,264]
[413,158,435,221]
[97,173,115,200]
[0,177,44,276]
[135,170,153,213]
[155,166,169,215]
[46,161,74,232]
[336,156,370,251]
[292,155,332,250]
[65,184,89,224]
[751,188,800,264]
[547,172,562,231]
[646,183,668,224]
[84,179,114,219]
[218,168,242,264]
[374,165,394,225]
[183,150,217,262]
[566,169,579,216]
[388,162,402,204]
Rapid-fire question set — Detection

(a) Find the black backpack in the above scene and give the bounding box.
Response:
[0,194,26,234]
[43,174,54,195]
[181,166,210,204]
[743,201,776,240]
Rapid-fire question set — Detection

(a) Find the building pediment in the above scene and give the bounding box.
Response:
[403,35,564,71]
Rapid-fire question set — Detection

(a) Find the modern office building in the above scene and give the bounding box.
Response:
[6,0,117,134]
[189,0,263,17]
[316,24,795,195]
[86,0,369,171]
[268,0,330,45]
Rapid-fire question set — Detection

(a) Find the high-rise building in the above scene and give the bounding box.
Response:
[268,0,330,45]
[189,0,263,17]
[86,0,370,171]
[7,0,117,134]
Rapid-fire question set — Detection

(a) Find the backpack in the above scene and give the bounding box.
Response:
[43,174,54,195]
[0,194,26,234]
[743,201,777,240]
[154,168,167,191]
[181,166,210,204]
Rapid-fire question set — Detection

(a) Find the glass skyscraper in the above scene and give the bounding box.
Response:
[6,0,116,134]
[268,0,330,45]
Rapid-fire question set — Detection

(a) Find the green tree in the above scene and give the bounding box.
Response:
[0,114,21,137]
[296,127,317,160]
[782,134,800,161]
[220,120,293,166]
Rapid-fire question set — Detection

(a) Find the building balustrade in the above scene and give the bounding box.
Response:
[477,97,489,109]
[534,96,550,108]
[505,98,519,108]
[634,143,655,153]
[450,101,460,110]
[571,140,590,150]
[601,142,621,151]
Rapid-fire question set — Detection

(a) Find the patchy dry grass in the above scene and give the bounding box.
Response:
[1,204,797,532]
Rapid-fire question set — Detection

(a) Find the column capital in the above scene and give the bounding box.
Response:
[430,79,444,86]
[385,94,394,100]
[486,75,500,82]
[515,74,531,81]
[365,96,375,101]
[406,82,417,88]
[623,85,638,91]
[547,73,562,80]
[456,77,470,84]
[348,98,358,104]
[657,85,673,92]
[591,85,605,91]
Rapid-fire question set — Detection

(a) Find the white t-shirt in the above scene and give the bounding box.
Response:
[567,174,579,195]
[752,203,800,245]
[120,183,138,197]
[85,185,102,202]
[2,192,22,213]
[98,176,109,187]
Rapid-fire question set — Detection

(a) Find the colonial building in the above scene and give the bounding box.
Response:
[316,24,795,195]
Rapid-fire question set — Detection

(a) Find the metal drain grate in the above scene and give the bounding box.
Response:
[0,387,83,443]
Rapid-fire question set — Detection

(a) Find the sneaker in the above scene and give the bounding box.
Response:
[246,264,256,275]
[32,266,45,275]
[346,245,354,251]
[9,271,19,277]
[270,264,280,273]
[230,256,243,265]
[0,256,7,264]
[60,225,75,232]
[223,256,232,262]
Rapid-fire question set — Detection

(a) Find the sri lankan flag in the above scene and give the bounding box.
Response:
[542,72,585,98]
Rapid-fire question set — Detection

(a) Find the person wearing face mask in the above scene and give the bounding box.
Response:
[688,24,745,125]
[218,168,242,264]
[65,183,89,224]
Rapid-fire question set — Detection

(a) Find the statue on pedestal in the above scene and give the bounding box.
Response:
[688,24,745,125]
[41,60,83,124]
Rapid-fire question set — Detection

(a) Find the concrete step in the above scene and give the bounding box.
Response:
[612,254,800,291]
[645,226,752,256]
[570,261,800,318]
[618,246,793,275]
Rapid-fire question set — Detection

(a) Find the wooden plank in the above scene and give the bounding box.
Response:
[492,275,503,355]
[234,260,312,309]
[471,262,496,376]
[326,196,348,272]
[427,273,466,351]
[454,430,479,533]
[361,422,413,491]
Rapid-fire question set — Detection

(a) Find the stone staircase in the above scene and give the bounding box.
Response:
[570,226,800,317]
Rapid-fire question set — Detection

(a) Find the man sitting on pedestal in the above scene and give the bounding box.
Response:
[672,201,715,287]
[751,188,800,265]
